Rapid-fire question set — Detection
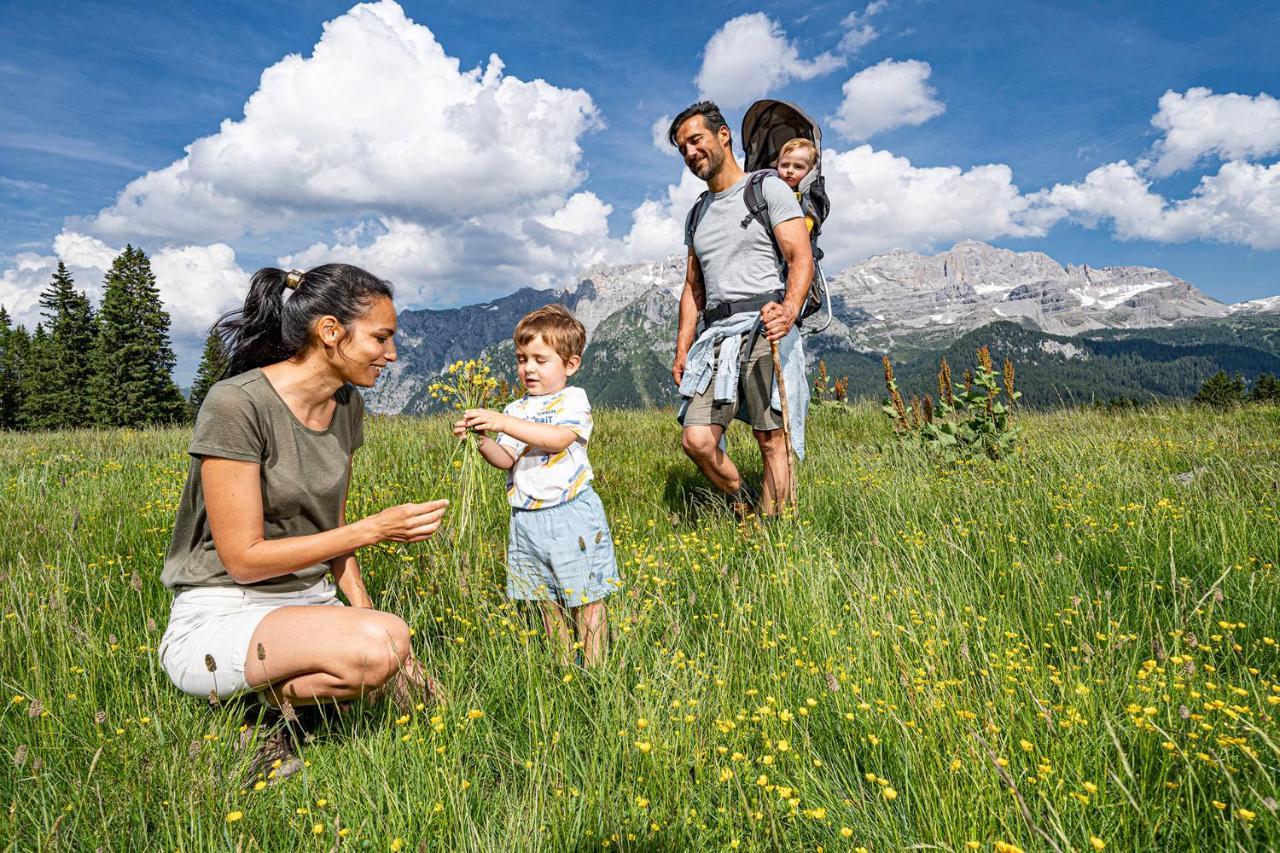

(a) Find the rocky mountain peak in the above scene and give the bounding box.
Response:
[364,241,1258,415]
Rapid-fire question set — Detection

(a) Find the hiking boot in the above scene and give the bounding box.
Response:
[243,724,302,786]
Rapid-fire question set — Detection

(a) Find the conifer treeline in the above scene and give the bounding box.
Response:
[0,245,221,431]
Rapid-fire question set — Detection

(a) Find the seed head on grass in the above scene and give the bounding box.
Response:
[882,356,909,432]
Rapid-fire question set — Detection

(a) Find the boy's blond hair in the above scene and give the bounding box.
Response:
[514,304,586,362]
[779,137,818,168]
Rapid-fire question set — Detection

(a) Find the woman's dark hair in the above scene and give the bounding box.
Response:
[214,263,394,377]
[667,100,730,148]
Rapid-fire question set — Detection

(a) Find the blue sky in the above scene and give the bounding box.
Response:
[2,0,1278,379]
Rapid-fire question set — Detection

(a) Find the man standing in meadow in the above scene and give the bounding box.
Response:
[668,101,814,516]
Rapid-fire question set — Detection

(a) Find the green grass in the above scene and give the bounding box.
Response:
[2,403,1278,851]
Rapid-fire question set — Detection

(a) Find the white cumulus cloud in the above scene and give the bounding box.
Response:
[839,0,889,54]
[1031,158,1280,250]
[819,146,1043,267]
[1145,87,1280,177]
[695,13,844,109]
[74,0,601,245]
[651,114,676,153]
[0,0,612,376]
[831,58,945,141]
[616,171,708,262]
[277,193,617,308]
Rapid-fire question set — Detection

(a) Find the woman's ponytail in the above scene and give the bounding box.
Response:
[211,264,394,379]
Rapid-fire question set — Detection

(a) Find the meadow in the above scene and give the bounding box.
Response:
[1,402,1278,851]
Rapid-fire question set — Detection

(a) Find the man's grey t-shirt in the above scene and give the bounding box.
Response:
[686,173,803,307]
[161,369,365,593]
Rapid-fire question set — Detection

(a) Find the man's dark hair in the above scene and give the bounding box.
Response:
[667,101,730,148]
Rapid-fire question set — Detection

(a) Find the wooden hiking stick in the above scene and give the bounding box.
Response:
[770,338,798,509]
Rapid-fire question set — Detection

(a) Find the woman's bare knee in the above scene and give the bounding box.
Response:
[323,614,408,690]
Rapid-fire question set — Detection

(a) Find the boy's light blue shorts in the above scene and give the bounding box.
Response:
[507,485,621,606]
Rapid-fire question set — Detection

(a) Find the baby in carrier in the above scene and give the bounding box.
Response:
[775,137,819,235]
[768,134,828,330]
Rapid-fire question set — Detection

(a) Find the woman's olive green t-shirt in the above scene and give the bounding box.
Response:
[161,369,364,593]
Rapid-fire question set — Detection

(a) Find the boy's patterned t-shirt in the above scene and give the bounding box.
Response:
[495,386,594,509]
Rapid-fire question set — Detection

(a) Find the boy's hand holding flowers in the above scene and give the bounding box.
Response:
[456,408,506,437]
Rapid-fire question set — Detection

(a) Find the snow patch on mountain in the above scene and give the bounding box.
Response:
[1230,294,1280,313]
[1068,281,1169,310]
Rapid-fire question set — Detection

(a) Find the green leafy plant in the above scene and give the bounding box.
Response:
[883,347,1022,460]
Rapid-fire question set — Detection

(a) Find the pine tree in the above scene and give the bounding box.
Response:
[0,307,26,430]
[39,261,97,428]
[19,325,59,430]
[1192,370,1245,410]
[88,245,187,427]
[1249,373,1280,404]
[188,326,229,416]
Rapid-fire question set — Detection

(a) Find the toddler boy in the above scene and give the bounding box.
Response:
[454,304,620,666]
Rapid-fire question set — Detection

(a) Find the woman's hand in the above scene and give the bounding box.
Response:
[359,499,450,544]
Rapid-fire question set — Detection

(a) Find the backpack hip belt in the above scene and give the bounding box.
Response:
[702,291,785,326]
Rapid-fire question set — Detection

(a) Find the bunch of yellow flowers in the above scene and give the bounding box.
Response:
[429,359,501,412]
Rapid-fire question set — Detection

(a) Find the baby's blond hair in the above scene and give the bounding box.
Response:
[779,138,818,168]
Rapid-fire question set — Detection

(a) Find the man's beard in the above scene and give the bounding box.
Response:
[689,145,725,181]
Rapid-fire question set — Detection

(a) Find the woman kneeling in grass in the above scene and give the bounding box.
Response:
[159,264,448,777]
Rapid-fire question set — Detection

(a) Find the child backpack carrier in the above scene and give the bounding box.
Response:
[684,99,833,332]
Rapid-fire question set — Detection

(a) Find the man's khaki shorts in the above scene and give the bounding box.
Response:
[683,330,783,432]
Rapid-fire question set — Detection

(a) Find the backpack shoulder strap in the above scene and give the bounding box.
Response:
[684,190,713,250]
[740,169,774,232]
[741,170,782,262]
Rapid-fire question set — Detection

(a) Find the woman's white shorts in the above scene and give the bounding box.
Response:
[159,579,343,700]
